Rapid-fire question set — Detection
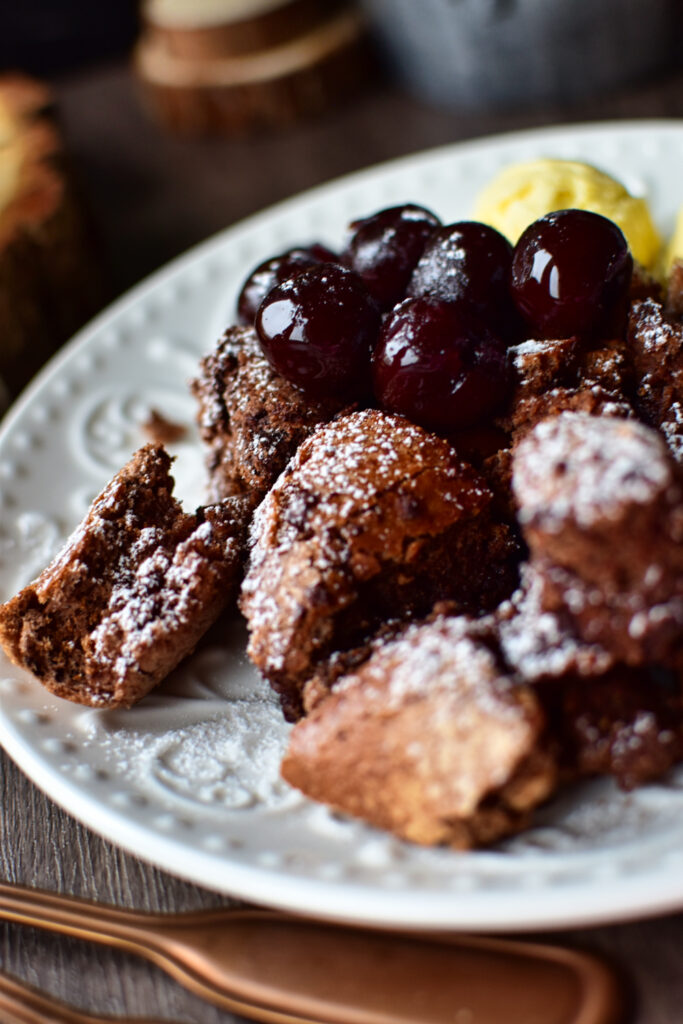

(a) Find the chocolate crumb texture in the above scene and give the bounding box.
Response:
[141,408,187,445]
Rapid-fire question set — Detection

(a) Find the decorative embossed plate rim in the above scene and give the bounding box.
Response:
[2,121,683,932]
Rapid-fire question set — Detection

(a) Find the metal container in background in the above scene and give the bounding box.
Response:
[360,0,680,109]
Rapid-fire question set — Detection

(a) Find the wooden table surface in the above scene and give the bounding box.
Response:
[2,59,683,1022]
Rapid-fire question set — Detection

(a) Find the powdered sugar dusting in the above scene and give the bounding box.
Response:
[333,616,529,732]
[285,408,479,516]
[79,660,299,812]
[497,565,614,682]
[513,412,673,530]
[241,408,490,680]
[90,539,208,683]
[512,338,570,364]
[246,408,485,559]
[631,298,683,356]
[661,400,683,464]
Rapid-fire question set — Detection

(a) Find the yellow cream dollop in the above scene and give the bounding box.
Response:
[473,158,661,269]
[665,204,683,273]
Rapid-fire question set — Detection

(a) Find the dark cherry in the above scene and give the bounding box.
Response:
[255,263,381,399]
[372,298,510,433]
[510,209,633,339]
[237,244,337,324]
[343,204,441,311]
[408,221,521,343]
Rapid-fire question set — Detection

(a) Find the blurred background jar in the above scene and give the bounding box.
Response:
[359,0,681,109]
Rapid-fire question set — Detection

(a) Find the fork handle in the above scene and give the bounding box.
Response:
[0,882,166,957]
[0,883,624,1024]
[0,967,185,1024]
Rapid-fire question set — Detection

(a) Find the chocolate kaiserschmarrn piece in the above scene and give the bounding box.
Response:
[544,665,683,791]
[494,564,683,791]
[499,335,633,444]
[513,412,683,666]
[507,413,683,791]
[240,408,518,719]
[0,445,247,708]
[191,325,347,504]
[474,333,634,513]
[282,616,556,848]
[628,298,683,463]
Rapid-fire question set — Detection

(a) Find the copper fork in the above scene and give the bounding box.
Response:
[0,881,622,1024]
[0,967,187,1024]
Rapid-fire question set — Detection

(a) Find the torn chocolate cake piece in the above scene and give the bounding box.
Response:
[0,444,248,708]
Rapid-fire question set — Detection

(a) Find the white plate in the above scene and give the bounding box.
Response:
[2,121,683,933]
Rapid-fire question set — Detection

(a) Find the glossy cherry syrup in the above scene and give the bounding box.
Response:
[510,209,633,339]
[372,298,510,432]
[255,263,381,399]
[343,204,441,311]
[237,244,337,324]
